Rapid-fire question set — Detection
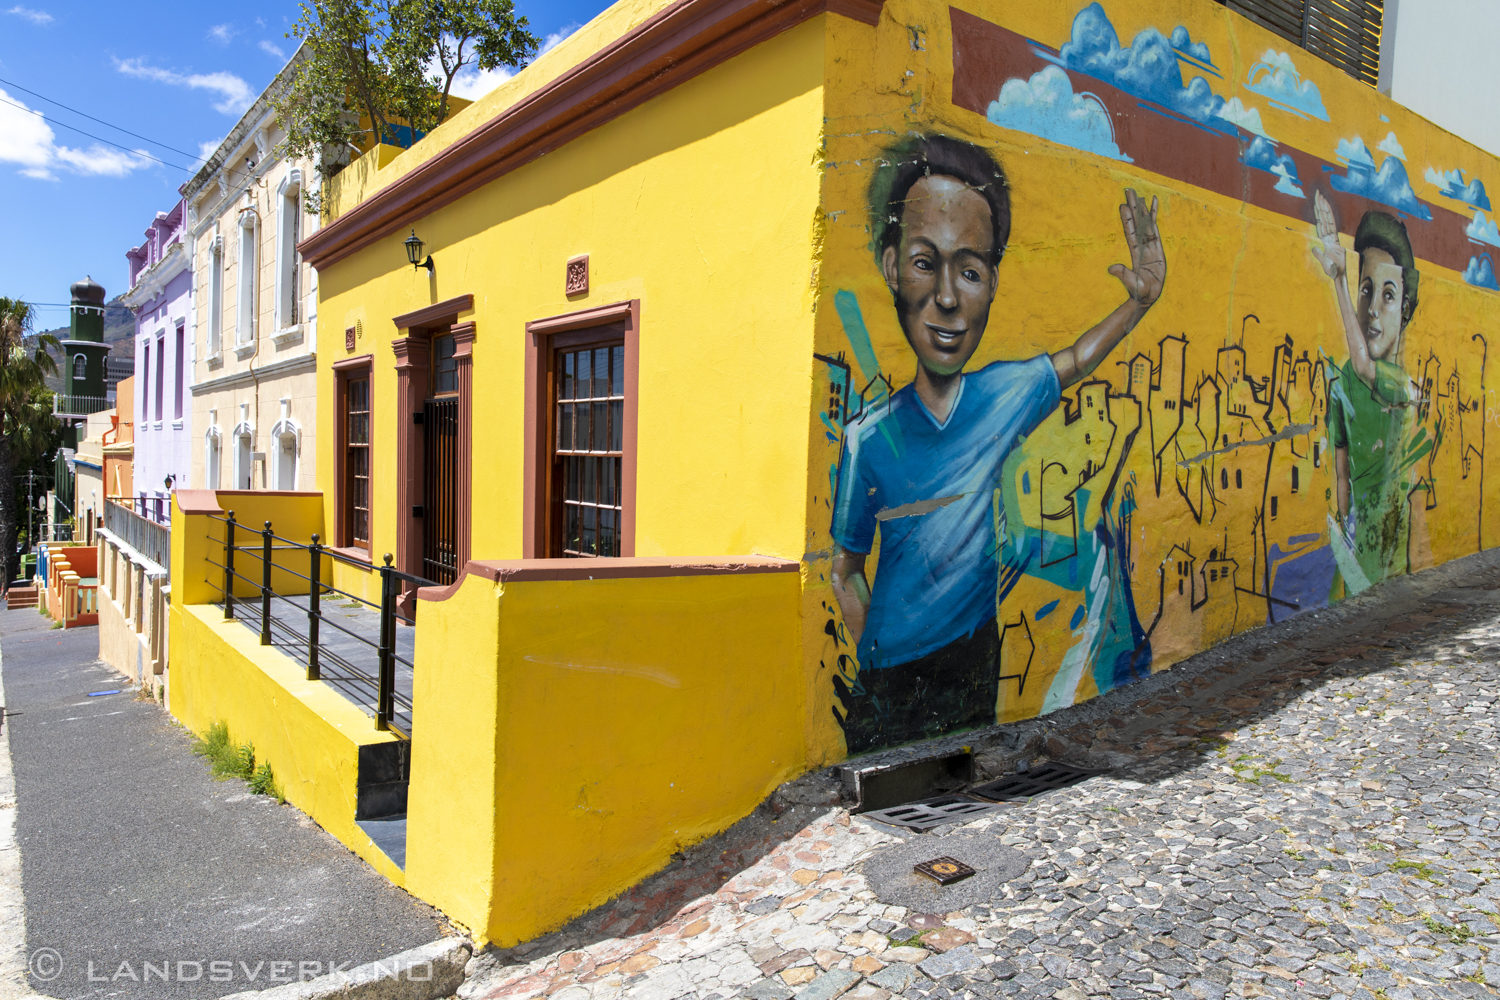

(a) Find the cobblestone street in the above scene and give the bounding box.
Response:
[458,553,1500,1000]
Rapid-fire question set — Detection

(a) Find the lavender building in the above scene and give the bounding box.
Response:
[122,199,193,521]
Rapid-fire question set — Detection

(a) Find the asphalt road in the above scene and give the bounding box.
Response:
[1,609,445,1000]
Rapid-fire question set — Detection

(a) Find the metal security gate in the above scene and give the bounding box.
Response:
[422,397,459,585]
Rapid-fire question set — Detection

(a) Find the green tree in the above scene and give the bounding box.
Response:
[0,299,60,589]
[274,0,538,175]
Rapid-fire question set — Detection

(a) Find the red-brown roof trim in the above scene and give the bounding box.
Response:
[298,0,881,270]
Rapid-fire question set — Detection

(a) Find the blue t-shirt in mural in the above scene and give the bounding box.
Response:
[831,354,1061,668]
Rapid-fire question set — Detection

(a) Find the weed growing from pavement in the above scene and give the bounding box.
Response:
[192,721,285,803]
[1391,859,1439,882]
[1423,913,1475,945]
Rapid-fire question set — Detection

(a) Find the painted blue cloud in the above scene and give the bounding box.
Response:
[1245,49,1329,121]
[1464,254,1500,290]
[1242,136,1304,198]
[1467,210,1500,248]
[988,65,1132,161]
[1426,166,1491,210]
[1329,140,1432,220]
[1169,26,1213,68]
[1043,3,1237,135]
[1336,137,1376,169]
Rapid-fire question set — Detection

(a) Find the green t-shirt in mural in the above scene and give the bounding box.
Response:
[1326,357,1428,585]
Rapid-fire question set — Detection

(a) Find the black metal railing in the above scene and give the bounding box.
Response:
[104,497,171,573]
[204,511,436,738]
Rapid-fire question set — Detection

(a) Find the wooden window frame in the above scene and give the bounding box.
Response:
[524,300,639,558]
[551,335,627,557]
[333,354,374,559]
[392,294,475,589]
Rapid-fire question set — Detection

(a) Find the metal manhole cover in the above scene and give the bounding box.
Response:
[860,794,1001,831]
[914,856,976,885]
[969,762,1106,801]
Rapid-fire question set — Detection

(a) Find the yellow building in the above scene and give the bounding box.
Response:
[167,0,1500,949]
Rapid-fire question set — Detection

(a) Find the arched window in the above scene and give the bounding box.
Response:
[272,419,300,490]
[274,170,302,332]
[205,429,222,489]
[234,428,254,490]
[72,354,87,381]
[237,212,257,347]
[1220,468,1228,490]
[208,236,224,355]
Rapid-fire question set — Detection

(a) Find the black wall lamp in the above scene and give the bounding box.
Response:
[404,229,435,273]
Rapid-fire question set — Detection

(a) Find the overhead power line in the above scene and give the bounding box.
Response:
[0,75,202,160]
[0,94,191,172]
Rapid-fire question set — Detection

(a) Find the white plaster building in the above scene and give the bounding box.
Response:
[181,45,319,493]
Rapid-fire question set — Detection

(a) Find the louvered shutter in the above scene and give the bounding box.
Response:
[1217,0,1385,87]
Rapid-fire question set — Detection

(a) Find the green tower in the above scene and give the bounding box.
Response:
[52,275,111,531]
[63,275,109,403]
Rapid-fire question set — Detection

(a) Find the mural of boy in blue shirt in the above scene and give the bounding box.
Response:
[830,135,1166,753]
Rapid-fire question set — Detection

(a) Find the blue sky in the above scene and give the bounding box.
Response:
[0,0,606,330]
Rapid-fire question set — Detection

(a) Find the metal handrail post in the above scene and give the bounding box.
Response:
[224,511,236,620]
[376,554,395,731]
[307,533,321,681]
[260,521,273,646]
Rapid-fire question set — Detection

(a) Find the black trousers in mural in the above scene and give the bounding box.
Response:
[835,618,1000,754]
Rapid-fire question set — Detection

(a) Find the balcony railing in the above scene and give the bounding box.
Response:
[104,498,171,576]
[54,394,116,418]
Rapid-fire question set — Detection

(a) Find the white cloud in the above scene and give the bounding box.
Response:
[259,39,286,60]
[115,58,254,115]
[208,23,236,45]
[448,64,515,101]
[0,88,152,180]
[5,5,51,24]
[1377,130,1406,161]
[1214,97,1270,138]
[194,137,223,169]
[539,23,579,56]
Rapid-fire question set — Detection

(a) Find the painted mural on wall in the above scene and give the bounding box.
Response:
[809,0,1495,758]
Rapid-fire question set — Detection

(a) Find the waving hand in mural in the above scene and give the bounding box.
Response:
[1050,188,1166,388]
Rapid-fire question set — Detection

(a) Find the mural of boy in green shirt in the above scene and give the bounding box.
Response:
[1310,191,1430,591]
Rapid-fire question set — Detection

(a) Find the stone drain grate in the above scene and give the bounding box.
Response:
[969,761,1107,801]
[859,795,1001,831]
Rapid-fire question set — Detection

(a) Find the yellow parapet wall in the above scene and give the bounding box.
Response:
[406,558,803,945]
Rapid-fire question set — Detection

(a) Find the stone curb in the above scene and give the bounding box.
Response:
[218,938,472,1000]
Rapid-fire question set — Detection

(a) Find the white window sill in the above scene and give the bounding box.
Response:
[172,420,184,430]
[271,324,303,347]
[233,343,256,360]
[153,422,163,432]
[206,352,223,367]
